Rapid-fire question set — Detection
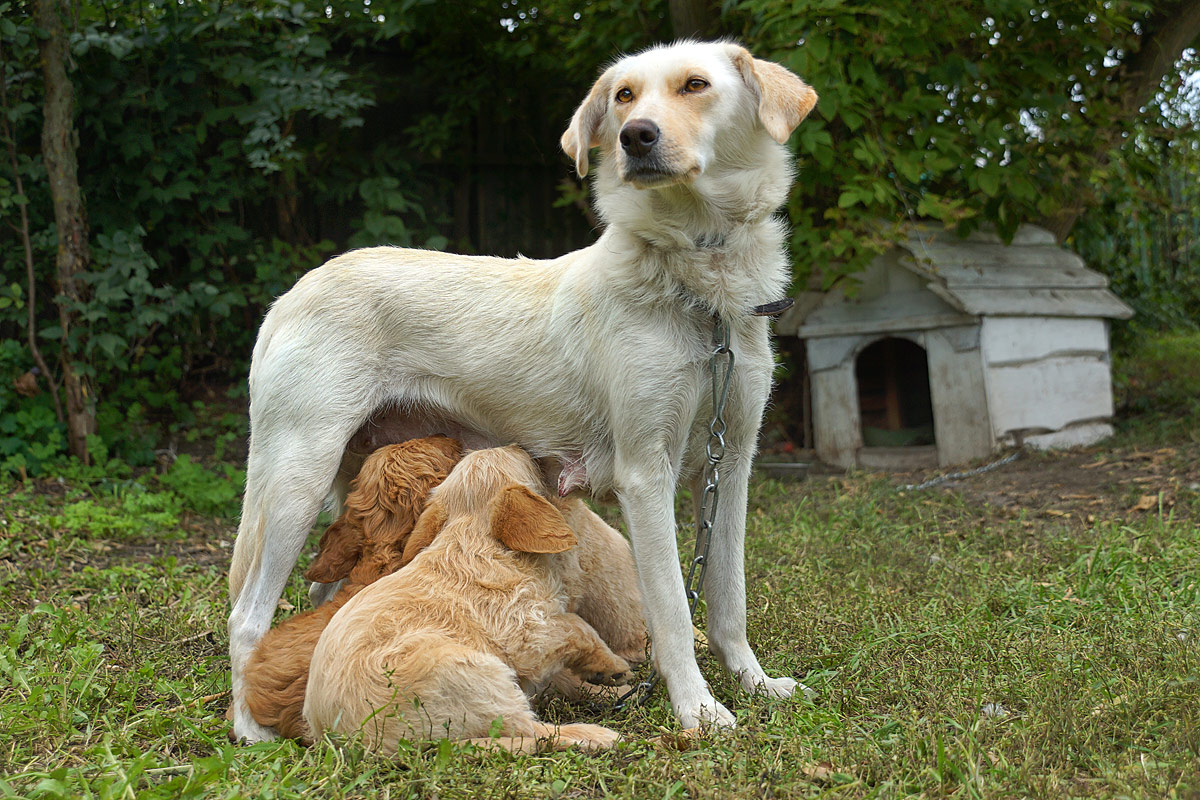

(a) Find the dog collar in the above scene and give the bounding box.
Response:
[751,298,794,316]
[677,285,795,318]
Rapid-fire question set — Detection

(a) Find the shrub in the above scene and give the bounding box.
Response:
[1113,331,1200,417]
[155,455,245,519]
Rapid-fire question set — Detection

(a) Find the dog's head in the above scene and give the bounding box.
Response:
[406,445,578,559]
[561,41,818,186]
[305,436,463,586]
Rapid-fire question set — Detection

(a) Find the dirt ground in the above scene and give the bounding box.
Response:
[886,437,1200,528]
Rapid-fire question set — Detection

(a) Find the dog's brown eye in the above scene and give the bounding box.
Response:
[684,78,709,93]
[615,87,633,103]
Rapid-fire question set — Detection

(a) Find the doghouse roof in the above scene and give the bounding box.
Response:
[777,224,1133,338]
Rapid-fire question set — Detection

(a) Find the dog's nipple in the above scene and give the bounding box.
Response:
[557,454,589,497]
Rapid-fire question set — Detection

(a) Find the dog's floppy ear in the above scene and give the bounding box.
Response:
[727,45,818,144]
[304,518,365,583]
[489,485,577,554]
[368,439,462,563]
[400,501,448,566]
[561,67,614,178]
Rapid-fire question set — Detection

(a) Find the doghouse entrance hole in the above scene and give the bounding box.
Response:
[855,337,935,448]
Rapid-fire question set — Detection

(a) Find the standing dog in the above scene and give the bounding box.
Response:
[228,40,817,741]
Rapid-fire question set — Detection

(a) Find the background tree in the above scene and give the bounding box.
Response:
[0,0,1196,474]
[33,0,93,462]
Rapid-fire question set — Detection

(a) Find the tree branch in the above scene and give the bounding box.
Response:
[1046,1,1200,242]
[1121,1,1200,116]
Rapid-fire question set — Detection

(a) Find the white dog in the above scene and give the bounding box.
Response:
[228,39,817,741]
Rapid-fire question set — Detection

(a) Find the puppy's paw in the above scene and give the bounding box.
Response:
[585,665,632,686]
[577,652,631,686]
[677,695,735,729]
[555,723,621,752]
[574,682,624,702]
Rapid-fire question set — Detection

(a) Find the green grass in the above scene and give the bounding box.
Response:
[1,425,1198,798]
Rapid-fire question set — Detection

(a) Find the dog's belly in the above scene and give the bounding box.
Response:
[336,405,495,483]
[342,404,606,499]
[347,405,496,454]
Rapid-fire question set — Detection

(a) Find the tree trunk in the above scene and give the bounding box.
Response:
[35,0,94,463]
[1045,0,1200,242]
[669,0,716,40]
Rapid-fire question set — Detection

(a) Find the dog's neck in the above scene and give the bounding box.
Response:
[592,148,794,321]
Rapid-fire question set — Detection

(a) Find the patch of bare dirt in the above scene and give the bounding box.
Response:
[892,441,1200,528]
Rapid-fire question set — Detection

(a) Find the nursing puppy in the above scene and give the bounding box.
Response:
[239,436,462,740]
[229,40,818,739]
[241,439,646,742]
[303,446,636,754]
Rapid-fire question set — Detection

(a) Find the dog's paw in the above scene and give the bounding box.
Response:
[677,696,735,729]
[231,715,279,744]
[743,673,799,698]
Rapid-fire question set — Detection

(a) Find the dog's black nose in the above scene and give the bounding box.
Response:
[620,119,660,158]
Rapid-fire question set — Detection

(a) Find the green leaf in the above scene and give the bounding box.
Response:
[977,170,1000,198]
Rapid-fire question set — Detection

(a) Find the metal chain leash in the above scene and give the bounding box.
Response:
[614,317,734,710]
[900,450,1021,492]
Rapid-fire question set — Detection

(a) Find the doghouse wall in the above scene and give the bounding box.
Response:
[980,316,1116,444]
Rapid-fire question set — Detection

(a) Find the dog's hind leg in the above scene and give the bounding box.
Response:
[228,433,352,742]
[307,464,354,608]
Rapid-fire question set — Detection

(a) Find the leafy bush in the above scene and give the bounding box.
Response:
[50,490,182,540]
[1113,331,1200,417]
[0,340,67,476]
[1072,130,1200,334]
[155,455,245,519]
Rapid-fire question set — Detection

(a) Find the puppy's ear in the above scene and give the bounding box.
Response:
[490,485,577,554]
[400,501,448,566]
[561,68,614,178]
[371,443,461,562]
[727,45,818,144]
[304,519,364,583]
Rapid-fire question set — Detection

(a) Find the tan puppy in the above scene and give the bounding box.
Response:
[239,436,462,740]
[304,446,638,754]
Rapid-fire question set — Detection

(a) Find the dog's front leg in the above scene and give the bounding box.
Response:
[700,372,800,700]
[616,453,736,728]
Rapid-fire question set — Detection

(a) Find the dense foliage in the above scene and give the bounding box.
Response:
[1,0,1197,473]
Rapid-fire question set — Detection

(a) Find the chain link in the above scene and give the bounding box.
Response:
[614,317,734,711]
